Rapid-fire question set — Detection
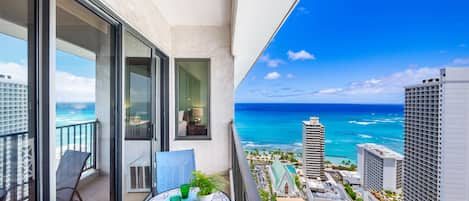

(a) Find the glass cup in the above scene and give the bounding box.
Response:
[170,195,182,201]
[180,184,190,199]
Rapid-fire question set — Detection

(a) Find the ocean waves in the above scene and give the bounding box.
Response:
[358,134,373,139]
[348,117,403,126]
[235,103,405,162]
[242,141,303,153]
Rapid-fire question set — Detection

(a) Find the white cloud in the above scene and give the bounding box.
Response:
[459,43,467,48]
[296,6,310,15]
[286,73,295,78]
[0,61,95,103]
[259,54,284,67]
[316,88,343,95]
[453,58,469,65]
[0,62,28,84]
[287,50,315,61]
[315,67,440,96]
[55,71,95,103]
[264,72,281,80]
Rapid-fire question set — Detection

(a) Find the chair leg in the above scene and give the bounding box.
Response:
[74,191,83,201]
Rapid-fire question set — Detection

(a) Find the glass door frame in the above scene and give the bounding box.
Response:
[25,0,169,200]
[89,2,169,200]
[121,28,169,199]
[36,0,169,200]
[48,0,122,200]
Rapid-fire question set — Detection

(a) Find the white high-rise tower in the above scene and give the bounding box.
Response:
[404,68,469,201]
[0,74,28,135]
[302,117,325,181]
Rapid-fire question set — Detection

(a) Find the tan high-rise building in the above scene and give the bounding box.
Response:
[302,117,325,180]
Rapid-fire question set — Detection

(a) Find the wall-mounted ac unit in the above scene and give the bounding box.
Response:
[128,156,151,192]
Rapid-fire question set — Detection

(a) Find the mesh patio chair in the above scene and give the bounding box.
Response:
[56,150,90,201]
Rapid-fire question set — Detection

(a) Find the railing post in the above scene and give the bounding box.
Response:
[230,122,261,201]
[93,120,97,169]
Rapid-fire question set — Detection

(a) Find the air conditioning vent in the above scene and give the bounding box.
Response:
[128,157,151,193]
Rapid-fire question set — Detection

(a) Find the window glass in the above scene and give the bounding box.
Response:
[123,31,153,199]
[176,59,210,139]
[0,0,35,200]
[55,0,114,200]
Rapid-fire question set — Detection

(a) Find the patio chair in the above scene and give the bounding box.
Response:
[155,149,195,194]
[56,150,91,201]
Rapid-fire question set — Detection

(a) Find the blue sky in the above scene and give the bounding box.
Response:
[235,0,469,104]
[0,33,95,102]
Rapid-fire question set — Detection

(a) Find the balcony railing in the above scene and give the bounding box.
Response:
[0,120,98,201]
[56,120,98,170]
[0,131,31,201]
[230,121,261,201]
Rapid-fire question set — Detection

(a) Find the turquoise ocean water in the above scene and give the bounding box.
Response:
[234,103,404,164]
[56,103,96,127]
[56,103,404,164]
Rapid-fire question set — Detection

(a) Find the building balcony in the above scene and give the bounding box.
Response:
[0,122,260,201]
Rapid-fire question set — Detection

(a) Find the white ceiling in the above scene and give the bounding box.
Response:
[153,0,232,26]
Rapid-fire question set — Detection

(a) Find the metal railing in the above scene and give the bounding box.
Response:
[0,120,98,201]
[0,131,31,201]
[56,120,98,170]
[230,121,261,201]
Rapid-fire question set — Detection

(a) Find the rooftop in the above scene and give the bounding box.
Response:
[357,143,403,160]
[303,116,322,126]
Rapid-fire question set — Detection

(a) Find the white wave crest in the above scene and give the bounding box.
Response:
[358,134,373,139]
[348,120,376,125]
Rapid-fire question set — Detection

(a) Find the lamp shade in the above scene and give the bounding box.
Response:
[192,107,203,118]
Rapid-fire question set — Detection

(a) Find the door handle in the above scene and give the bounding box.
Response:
[149,123,154,139]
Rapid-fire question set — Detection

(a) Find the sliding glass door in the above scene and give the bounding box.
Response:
[123,31,156,201]
[54,0,117,200]
[0,0,36,200]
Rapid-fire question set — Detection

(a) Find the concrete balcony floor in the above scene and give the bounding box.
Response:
[77,174,149,201]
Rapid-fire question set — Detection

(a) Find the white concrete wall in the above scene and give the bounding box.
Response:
[440,68,469,201]
[169,25,234,174]
[356,145,364,186]
[98,0,172,53]
[382,158,397,192]
[98,0,235,175]
[96,33,112,177]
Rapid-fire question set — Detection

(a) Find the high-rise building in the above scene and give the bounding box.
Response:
[404,68,469,201]
[0,74,30,198]
[302,117,325,180]
[0,74,28,135]
[357,143,403,192]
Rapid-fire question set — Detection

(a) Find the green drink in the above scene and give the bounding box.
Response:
[180,184,190,199]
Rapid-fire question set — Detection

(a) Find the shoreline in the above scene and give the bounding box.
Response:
[243,147,357,165]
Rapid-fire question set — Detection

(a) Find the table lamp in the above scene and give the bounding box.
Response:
[192,107,203,124]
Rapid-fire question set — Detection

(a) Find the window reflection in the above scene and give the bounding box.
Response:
[0,0,35,200]
[123,31,153,200]
[55,0,114,200]
[176,59,210,139]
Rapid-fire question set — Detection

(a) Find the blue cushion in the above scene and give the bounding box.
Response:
[155,149,195,193]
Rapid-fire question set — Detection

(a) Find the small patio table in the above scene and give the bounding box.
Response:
[149,187,230,201]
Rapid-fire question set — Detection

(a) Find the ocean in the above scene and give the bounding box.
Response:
[234,103,404,164]
[56,102,405,164]
[56,103,96,127]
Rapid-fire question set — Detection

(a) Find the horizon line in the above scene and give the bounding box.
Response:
[235,102,404,105]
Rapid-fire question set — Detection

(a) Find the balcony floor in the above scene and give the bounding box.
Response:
[76,172,231,201]
[77,175,110,201]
